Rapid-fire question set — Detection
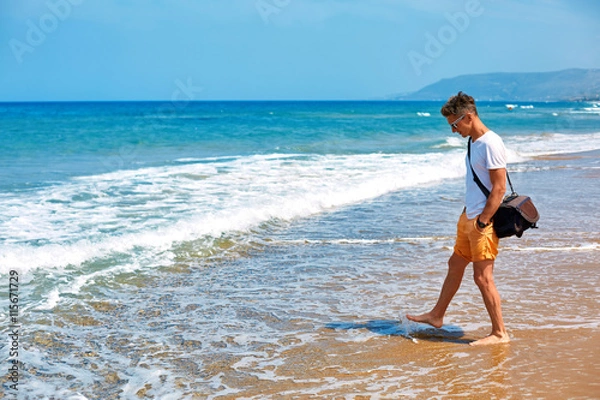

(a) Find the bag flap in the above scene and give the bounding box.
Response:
[503,195,540,223]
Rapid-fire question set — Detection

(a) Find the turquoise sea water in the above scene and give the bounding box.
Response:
[1,101,600,398]
[3,100,599,189]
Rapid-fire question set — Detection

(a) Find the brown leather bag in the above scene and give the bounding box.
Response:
[493,194,540,238]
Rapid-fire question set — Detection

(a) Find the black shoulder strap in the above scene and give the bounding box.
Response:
[467,138,515,199]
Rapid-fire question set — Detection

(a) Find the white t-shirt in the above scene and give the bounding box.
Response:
[465,130,507,219]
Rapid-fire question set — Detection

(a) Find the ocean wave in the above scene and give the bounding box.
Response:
[503,243,600,252]
[0,152,465,274]
[2,131,599,275]
[504,132,600,158]
[433,136,464,149]
[268,237,450,246]
[434,132,600,160]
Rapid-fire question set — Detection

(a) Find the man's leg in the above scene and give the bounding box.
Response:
[406,252,469,328]
[470,259,510,346]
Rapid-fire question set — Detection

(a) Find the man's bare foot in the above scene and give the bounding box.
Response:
[469,332,510,346]
[405,312,443,329]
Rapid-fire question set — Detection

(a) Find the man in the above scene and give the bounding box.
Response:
[407,91,510,346]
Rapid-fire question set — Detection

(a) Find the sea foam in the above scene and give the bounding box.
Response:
[0,151,465,275]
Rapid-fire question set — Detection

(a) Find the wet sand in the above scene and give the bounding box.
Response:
[195,262,600,400]
[211,325,600,399]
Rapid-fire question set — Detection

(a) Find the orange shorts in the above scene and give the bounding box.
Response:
[453,212,499,262]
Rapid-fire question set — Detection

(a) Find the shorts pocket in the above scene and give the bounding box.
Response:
[472,219,491,235]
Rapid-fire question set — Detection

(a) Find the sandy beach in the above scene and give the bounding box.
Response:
[202,324,600,399]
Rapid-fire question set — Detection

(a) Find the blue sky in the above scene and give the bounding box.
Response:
[1,0,599,101]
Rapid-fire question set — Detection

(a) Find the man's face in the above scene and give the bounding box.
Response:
[447,113,469,137]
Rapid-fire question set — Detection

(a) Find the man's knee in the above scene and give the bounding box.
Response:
[473,272,490,288]
[473,261,495,288]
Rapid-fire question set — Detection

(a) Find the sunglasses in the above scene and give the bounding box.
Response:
[450,114,467,129]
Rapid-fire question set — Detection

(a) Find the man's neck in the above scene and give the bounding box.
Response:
[469,120,489,142]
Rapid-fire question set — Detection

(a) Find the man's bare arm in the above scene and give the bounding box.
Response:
[478,168,506,226]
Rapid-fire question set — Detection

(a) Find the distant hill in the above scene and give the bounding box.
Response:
[393,68,600,102]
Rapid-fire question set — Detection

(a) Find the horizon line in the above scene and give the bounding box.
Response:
[0,99,592,104]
